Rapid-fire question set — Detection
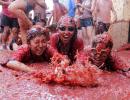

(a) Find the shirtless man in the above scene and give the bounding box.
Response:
[93,0,117,34]
[8,0,47,44]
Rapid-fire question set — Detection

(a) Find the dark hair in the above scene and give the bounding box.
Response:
[92,33,115,71]
[27,25,49,43]
[56,15,78,62]
[92,33,113,49]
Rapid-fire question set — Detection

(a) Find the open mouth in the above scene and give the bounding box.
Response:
[63,34,71,40]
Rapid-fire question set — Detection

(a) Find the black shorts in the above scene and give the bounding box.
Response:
[1,14,19,28]
[95,22,110,35]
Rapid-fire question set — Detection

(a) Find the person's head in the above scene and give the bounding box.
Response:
[27,25,49,56]
[90,32,113,67]
[57,15,77,44]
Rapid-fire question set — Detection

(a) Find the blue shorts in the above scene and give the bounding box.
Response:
[80,17,93,27]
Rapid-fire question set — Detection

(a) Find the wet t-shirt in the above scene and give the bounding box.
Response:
[11,44,55,63]
[50,33,84,61]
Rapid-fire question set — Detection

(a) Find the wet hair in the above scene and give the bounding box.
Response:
[57,15,78,62]
[92,32,113,49]
[27,25,49,43]
[92,33,115,71]
[57,15,76,28]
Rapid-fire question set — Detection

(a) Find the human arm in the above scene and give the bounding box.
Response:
[75,2,83,15]
[76,2,84,14]
[6,60,35,72]
[50,33,59,50]
[91,0,98,21]
[6,45,35,72]
[8,0,32,29]
[91,0,97,12]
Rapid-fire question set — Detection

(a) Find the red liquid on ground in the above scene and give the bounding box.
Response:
[0,49,130,99]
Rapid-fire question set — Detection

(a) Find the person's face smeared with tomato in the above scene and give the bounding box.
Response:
[27,26,48,56]
[90,33,113,67]
[58,16,76,44]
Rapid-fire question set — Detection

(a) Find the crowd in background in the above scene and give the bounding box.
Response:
[0,0,117,50]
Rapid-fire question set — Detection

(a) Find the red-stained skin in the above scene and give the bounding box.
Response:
[0,46,130,99]
[29,35,47,56]
[58,17,75,45]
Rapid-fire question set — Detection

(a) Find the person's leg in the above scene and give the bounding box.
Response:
[86,18,94,45]
[1,15,11,49]
[81,27,88,46]
[83,18,94,46]
[11,27,18,42]
[0,26,3,44]
[11,18,19,44]
[80,19,88,46]
[2,26,10,49]
[9,27,19,50]
[95,22,100,35]
[87,26,94,45]
[18,18,29,44]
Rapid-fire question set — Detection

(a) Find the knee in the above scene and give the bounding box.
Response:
[3,27,10,34]
[12,27,18,33]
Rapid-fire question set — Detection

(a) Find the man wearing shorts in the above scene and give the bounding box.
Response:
[93,0,117,34]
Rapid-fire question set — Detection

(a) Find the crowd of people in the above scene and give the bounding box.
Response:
[0,0,130,85]
[0,0,117,49]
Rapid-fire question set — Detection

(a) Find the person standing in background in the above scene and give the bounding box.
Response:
[0,0,19,50]
[93,0,117,35]
[8,0,47,44]
[76,0,94,47]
